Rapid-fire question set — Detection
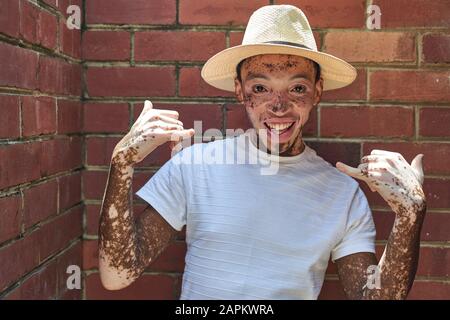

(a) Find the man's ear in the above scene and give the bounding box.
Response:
[234,78,244,103]
[313,77,324,106]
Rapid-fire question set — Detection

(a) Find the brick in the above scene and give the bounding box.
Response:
[0,195,22,244]
[42,0,58,8]
[83,31,130,61]
[5,261,57,300]
[373,211,450,242]
[407,281,450,300]
[321,69,366,101]
[0,95,20,138]
[0,235,40,291]
[57,99,82,134]
[38,56,82,96]
[86,204,101,236]
[59,172,82,212]
[39,137,82,177]
[35,205,83,263]
[373,0,450,28]
[273,0,366,28]
[84,103,130,133]
[0,143,41,189]
[19,1,58,50]
[0,0,20,37]
[323,32,415,63]
[83,239,98,270]
[86,67,175,97]
[370,70,450,103]
[417,247,449,277]
[85,273,176,299]
[420,107,450,138]
[423,34,450,64]
[23,180,58,228]
[86,0,176,24]
[39,9,58,50]
[20,0,40,44]
[0,42,38,90]
[135,31,226,62]
[22,96,57,137]
[307,142,361,168]
[59,17,81,59]
[423,178,450,209]
[83,170,108,200]
[86,136,121,166]
[180,0,270,26]
[320,106,414,138]
[362,142,450,175]
[179,67,234,97]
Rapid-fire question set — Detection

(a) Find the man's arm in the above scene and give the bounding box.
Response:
[98,154,178,290]
[336,205,425,299]
[335,150,426,300]
[98,100,194,290]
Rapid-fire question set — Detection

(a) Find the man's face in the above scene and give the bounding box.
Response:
[234,54,323,156]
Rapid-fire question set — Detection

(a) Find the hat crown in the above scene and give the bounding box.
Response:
[242,5,317,51]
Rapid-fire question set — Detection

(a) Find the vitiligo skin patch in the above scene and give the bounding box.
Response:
[336,150,426,299]
[98,101,193,290]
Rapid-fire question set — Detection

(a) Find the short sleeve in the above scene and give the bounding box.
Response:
[331,186,376,263]
[135,152,187,231]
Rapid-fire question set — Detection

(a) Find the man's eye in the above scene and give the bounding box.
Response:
[292,85,306,94]
[252,85,267,93]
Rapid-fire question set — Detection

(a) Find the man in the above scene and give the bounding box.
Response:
[98,5,426,299]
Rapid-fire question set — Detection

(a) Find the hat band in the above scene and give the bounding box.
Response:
[263,40,312,50]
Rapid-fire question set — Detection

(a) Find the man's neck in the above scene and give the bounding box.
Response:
[254,131,305,157]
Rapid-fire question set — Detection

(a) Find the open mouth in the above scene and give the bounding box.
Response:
[263,121,296,135]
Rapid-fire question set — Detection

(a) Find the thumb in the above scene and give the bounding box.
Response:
[336,161,366,180]
[336,161,376,192]
[410,154,424,184]
[143,100,153,112]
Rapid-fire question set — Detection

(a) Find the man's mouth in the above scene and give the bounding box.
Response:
[262,119,298,143]
[264,121,295,134]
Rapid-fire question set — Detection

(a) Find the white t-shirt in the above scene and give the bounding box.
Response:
[136,131,376,300]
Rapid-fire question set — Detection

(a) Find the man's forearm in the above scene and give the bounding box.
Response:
[363,204,426,299]
[98,151,145,284]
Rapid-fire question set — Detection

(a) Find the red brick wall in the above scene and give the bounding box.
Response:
[1,0,449,300]
[0,0,83,299]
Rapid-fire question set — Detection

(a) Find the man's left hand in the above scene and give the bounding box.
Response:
[336,150,426,218]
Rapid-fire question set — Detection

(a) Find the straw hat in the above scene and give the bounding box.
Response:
[201,4,356,92]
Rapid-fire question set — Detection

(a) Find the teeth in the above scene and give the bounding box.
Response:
[266,122,293,131]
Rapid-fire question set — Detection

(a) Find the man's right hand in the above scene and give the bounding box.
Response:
[112,100,195,165]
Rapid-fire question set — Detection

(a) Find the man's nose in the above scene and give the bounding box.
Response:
[270,94,290,113]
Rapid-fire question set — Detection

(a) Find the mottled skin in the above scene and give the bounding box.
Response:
[98,101,194,290]
[99,54,426,300]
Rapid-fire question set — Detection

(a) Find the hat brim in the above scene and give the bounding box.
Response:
[201,43,356,92]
